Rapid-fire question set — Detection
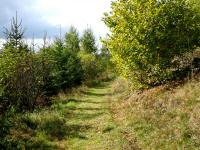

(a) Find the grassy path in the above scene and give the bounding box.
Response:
[11,82,134,149]
[60,82,126,149]
[12,80,200,150]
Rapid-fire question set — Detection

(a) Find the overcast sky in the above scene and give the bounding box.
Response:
[0,0,112,40]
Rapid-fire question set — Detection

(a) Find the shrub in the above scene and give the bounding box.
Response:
[0,48,44,112]
[103,0,200,89]
[79,51,100,82]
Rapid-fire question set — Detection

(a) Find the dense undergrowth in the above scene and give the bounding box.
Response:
[0,85,88,149]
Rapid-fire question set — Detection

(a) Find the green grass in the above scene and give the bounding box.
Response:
[5,78,200,150]
[5,82,130,149]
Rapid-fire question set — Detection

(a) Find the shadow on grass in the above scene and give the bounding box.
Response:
[18,111,93,149]
[37,100,104,141]
[67,106,108,111]
[62,99,109,105]
[6,82,112,149]
[82,91,107,97]
[24,122,91,149]
[72,112,104,120]
[25,139,58,150]
[90,82,111,89]
[23,116,92,140]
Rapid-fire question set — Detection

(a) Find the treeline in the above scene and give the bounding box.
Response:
[103,0,200,89]
[0,15,112,113]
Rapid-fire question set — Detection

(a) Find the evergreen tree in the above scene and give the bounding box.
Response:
[81,28,97,54]
[100,44,110,57]
[42,37,83,94]
[4,12,28,52]
[65,26,80,53]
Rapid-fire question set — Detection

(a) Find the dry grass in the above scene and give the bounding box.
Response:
[110,78,200,149]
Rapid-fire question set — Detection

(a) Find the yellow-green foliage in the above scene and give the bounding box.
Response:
[79,51,109,86]
[111,78,200,149]
[0,49,17,95]
[0,48,44,111]
[79,51,98,81]
[103,0,200,88]
[111,77,129,94]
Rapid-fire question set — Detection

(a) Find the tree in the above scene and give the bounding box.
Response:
[42,37,83,94]
[0,14,42,112]
[3,12,28,52]
[100,44,110,57]
[65,26,80,53]
[103,0,200,88]
[81,28,97,54]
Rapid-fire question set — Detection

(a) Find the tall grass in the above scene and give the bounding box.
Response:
[110,78,200,149]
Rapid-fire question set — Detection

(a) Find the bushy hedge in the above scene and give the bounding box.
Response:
[104,0,200,89]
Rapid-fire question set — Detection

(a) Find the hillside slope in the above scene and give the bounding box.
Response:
[110,78,200,149]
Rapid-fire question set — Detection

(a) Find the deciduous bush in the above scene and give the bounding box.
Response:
[79,51,101,85]
[103,0,200,89]
[0,48,44,112]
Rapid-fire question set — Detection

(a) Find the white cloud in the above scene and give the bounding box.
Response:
[34,0,111,38]
[0,0,112,48]
[0,39,5,49]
